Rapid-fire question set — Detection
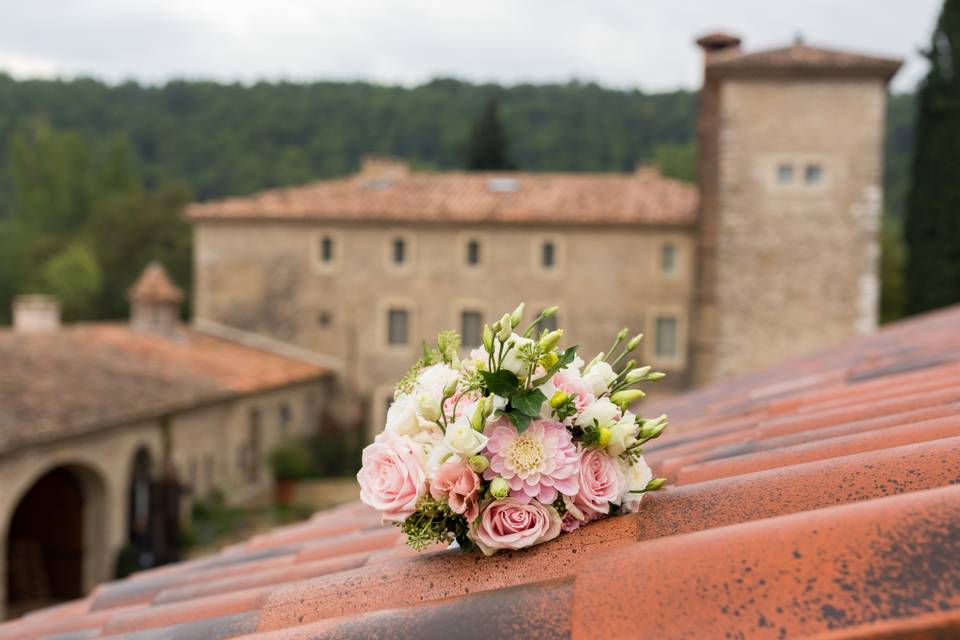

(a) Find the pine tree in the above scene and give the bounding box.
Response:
[466,98,513,170]
[905,0,960,313]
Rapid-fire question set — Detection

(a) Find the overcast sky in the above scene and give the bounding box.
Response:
[0,1,942,93]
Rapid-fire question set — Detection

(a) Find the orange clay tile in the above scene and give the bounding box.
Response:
[2,303,959,639]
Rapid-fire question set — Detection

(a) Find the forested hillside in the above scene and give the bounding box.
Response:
[0,74,915,322]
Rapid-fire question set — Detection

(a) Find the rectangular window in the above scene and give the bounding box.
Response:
[461,310,483,347]
[319,236,334,263]
[466,239,481,266]
[278,403,291,436]
[661,244,676,273]
[777,163,794,185]
[387,308,409,345]
[392,238,406,264]
[542,241,556,268]
[655,316,678,358]
[805,163,823,185]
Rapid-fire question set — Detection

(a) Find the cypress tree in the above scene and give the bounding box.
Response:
[905,0,960,313]
[466,98,513,170]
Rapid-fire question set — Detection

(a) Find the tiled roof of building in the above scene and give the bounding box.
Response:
[0,323,328,453]
[185,168,699,227]
[3,305,959,639]
[128,262,184,303]
[707,39,902,79]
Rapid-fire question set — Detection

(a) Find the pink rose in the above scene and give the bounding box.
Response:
[469,497,562,556]
[357,431,426,521]
[573,446,627,518]
[551,370,596,413]
[429,461,481,521]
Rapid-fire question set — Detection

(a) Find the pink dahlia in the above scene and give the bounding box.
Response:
[483,419,579,503]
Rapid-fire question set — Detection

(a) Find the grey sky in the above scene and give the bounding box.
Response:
[0,1,941,93]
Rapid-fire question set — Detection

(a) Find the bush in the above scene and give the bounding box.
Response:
[269,441,312,481]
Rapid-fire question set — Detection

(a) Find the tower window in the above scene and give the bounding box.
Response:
[542,241,556,269]
[466,239,481,266]
[776,163,794,185]
[392,238,406,264]
[655,316,678,359]
[460,311,483,347]
[387,308,409,345]
[319,236,334,263]
[318,311,332,327]
[661,244,676,274]
[805,163,823,185]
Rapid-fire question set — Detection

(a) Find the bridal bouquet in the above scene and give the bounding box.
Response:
[357,304,668,556]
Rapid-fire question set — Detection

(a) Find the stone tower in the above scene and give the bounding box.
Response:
[128,262,184,334]
[690,33,901,384]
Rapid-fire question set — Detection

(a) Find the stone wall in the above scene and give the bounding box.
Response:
[194,221,696,436]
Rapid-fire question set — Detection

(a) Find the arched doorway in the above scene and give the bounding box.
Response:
[6,467,86,615]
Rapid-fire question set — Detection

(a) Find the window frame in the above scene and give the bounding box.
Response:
[384,230,416,273]
[311,229,343,273]
[531,234,565,278]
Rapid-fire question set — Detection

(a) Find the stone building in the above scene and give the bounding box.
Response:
[0,264,333,618]
[186,34,901,433]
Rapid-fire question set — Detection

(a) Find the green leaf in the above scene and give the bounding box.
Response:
[505,410,532,432]
[511,388,547,417]
[480,369,520,395]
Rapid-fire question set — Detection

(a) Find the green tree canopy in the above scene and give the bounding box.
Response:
[466,97,513,170]
[905,0,960,313]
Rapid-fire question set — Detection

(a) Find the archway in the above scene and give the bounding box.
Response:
[5,467,86,615]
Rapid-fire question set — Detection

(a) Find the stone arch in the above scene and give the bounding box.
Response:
[3,463,107,617]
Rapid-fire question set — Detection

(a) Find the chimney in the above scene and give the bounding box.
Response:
[13,295,61,333]
[128,262,183,334]
[359,156,409,188]
[695,32,742,61]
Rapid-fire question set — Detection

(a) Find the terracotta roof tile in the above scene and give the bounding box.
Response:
[708,40,902,79]
[127,262,184,304]
[185,169,699,227]
[0,324,328,451]
[3,306,960,639]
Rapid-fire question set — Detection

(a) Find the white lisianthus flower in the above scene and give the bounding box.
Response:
[443,416,490,458]
[606,411,640,456]
[575,397,621,430]
[385,394,420,436]
[583,361,617,396]
[415,363,459,402]
[492,333,534,377]
[620,455,653,513]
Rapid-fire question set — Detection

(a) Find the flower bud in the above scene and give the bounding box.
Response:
[627,333,644,351]
[625,365,652,384]
[468,454,489,474]
[542,306,558,318]
[646,371,666,381]
[597,426,612,448]
[509,303,525,328]
[418,395,441,421]
[497,314,512,341]
[611,389,645,409]
[490,476,510,499]
[482,324,494,352]
[645,477,666,492]
[640,419,667,440]
[548,390,570,409]
[538,329,563,352]
[469,405,486,431]
[616,327,629,342]
[540,351,559,368]
[442,378,459,399]
[481,394,495,418]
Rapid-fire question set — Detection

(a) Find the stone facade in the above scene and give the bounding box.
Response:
[194,220,696,436]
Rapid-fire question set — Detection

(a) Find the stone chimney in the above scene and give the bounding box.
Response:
[13,295,61,333]
[695,32,742,61]
[359,156,409,187]
[128,262,183,334]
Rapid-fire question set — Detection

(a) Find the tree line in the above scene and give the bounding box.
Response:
[0,73,918,324]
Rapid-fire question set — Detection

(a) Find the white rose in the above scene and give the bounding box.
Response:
[443,417,490,458]
[575,397,621,430]
[385,394,420,436]
[583,361,617,396]
[621,456,653,513]
[606,412,639,457]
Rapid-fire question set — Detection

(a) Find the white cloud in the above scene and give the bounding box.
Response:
[0,0,941,91]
